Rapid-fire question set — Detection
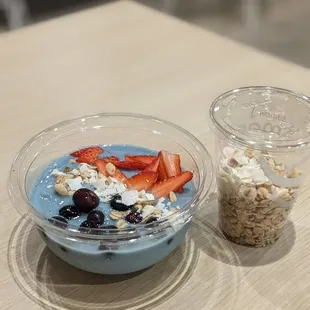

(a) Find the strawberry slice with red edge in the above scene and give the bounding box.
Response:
[157,152,168,181]
[125,171,158,191]
[95,159,127,183]
[71,146,103,158]
[125,155,156,165]
[71,147,104,164]
[160,150,181,177]
[159,150,184,192]
[144,157,160,172]
[105,158,147,170]
[152,171,193,198]
[95,159,109,177]
[113,169,128,183]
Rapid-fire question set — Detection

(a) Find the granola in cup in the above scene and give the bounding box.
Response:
[209,86,310,247]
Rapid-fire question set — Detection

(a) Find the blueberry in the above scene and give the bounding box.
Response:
[48,216,68,228]
[59,205,80,220]
[110,194,133,211]
[73,188,99,213]
[79,220,101,234]
[125,212,143,224]
[87,210,105,225]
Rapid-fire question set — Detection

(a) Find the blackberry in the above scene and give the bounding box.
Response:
[110,194,133,211]
[125,212,143,224]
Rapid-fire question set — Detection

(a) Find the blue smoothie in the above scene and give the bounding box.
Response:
[31,145,195,274]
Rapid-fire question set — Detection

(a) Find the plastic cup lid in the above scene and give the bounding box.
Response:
[210,86,310,151]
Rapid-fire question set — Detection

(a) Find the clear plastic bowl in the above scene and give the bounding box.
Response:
[9,113,213,274]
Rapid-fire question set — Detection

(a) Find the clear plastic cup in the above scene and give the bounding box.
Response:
[209,86,310,247]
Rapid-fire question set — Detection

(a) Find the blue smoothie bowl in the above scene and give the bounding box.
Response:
[9,113,213,275]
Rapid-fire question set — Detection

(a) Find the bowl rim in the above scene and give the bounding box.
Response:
[9,112,214,241]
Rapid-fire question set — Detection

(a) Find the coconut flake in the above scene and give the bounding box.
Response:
[145,193,155,201]
[156,199,166,210]
[65,177,82,191]
[91,179,108,191]
[79,164,89,174]
[234,152,249,166]
[250,168,266,184]
[223,146,235,159]
[142,205,155,218]
[121,190,139,206]
[249,158,258,167]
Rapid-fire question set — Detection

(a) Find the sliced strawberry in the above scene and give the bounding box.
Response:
[95,159,109,177]
[152,171,193,198]
[144,157,160,172]
[71,150,81,157]
[125,155,156,165]
[157,152,168,181]
[95,159,127,182]
[160,150,181,177]
[104,156,119,161]
[160,150,184,192]
[105,158,147,170]
[113,169,128,183]
[71,146,103,158]
[125,171,158,191]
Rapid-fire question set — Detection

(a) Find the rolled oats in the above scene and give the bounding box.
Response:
[116,219,128,229]
[71,169,80,176]
[217,146,301,247]
[153,209,162,215]
[259,199,270,205]
[257,187,269,200]
[54,183,68,196]
[110,210,131,220]
[105,163,116,176]
[138,200,157,206]
[243,187,257,201]
[169,191,177,203]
